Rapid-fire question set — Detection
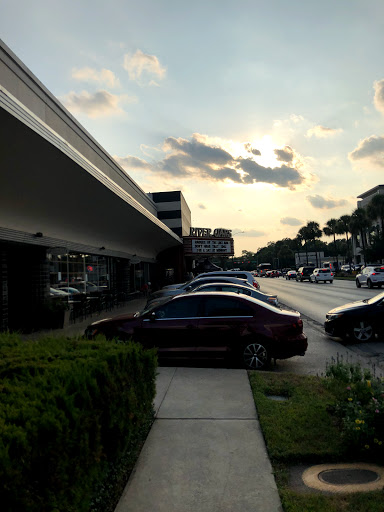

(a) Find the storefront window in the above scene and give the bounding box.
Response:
[48,249,110,292]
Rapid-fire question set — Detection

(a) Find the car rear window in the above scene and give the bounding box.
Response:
[373,267,384,273]
[202,296,254,317]
[319,269,329,273]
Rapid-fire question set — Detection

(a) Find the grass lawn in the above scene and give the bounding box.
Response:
[248,371,384,512]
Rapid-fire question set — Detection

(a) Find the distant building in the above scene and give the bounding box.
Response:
[352,184,384,264]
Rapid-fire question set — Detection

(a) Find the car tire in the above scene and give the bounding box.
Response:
[330,280,333,283]
[242,340,271,370]
[356,279,361,288]
[351,321,375,343]
[367,279,373,289]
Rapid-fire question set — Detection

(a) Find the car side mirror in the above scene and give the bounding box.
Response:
[150,311,157,321]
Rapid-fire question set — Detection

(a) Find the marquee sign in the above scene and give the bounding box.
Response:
[183,227,234,256]
[189,227,232,238]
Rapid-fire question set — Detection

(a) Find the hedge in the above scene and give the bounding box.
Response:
[0,332,157,512]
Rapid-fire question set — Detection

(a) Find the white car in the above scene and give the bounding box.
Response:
[192,282,279,307]
[285,270,297,280]
[356,266,384,289]
[197,270,260,289]
[309,268,334,283]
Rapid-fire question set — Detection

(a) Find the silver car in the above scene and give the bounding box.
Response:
[146,276,253,308]
[356,266,384,289]
[192,282,279,307]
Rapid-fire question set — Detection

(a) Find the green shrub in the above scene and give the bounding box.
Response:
[325,358,384,456]
[0,332,157,512]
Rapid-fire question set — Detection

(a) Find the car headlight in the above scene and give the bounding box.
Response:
[326,313,344,320]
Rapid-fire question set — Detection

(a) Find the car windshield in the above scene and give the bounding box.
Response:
[366,292,384,305]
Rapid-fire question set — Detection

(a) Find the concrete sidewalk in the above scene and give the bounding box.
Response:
[115,367,282,512]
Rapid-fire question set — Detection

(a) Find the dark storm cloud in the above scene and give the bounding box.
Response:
[307,195,348,209]
[165,137,234,165]
[274,146,294,163]
[280,217,303,226]
[244,143,261,156]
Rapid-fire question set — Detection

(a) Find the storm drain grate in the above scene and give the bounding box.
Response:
[302,463,384,493]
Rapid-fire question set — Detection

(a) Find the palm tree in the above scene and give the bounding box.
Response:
[336,214,352,264]
[323,218,339,267]
[298,227,309,265]
[305,221,322,266]
[350,208,371,265]
[367,194,384,236]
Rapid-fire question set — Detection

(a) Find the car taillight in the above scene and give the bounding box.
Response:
[292,319,303,330]
[331,272,333,276]
[301,272,304,275]
[371,272,377,275]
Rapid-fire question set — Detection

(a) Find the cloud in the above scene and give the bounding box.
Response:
[60,90,136,118]
[164,136,234,165]
[280,217,303,226]
[373,79,384,114]
[349,135,384,168]
[116,133,307,190]
[114,155,150,170]
[274,146,294,163]
[123,49,166,85]
[306,195,348,209]
[306,125,343,138]
[71,67,120,88]
[244,143,261,156]
[242,229,266,237]
[236,158,303,189]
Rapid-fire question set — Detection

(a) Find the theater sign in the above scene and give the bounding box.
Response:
[183,227,234,256]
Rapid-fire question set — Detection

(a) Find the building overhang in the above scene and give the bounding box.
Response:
[0,87,182,262]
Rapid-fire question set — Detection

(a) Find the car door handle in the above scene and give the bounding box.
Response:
[186,324,197,329]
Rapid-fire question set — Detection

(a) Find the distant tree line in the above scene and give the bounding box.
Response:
[218,194,384,269]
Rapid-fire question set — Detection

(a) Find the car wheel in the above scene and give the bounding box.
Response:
[242,341,271,370]
[330,280,333,283]
[356,279,361,288]
[367,279,373,289]
[351,321,375,343]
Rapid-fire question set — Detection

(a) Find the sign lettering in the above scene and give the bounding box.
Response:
[189,227,232,238]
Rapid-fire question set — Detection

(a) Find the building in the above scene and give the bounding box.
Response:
[0,39,190,331]
[352,184,384,264]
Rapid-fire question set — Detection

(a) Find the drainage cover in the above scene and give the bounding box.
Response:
[302,463,384,493]
[319,468,379,485]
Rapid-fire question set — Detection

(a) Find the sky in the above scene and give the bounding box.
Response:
[1,0,384,255]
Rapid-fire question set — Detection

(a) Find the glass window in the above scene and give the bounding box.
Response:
[203,296,254,317]
[155,297,201,319]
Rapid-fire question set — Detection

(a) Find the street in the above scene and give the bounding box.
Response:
[258,277,384,377]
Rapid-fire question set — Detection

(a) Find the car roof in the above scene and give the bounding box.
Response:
[170,291,292,315]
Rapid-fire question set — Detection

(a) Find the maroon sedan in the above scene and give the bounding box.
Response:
[85,292,307,369]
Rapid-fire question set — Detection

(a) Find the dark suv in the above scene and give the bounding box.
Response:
[296,266,314,282]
